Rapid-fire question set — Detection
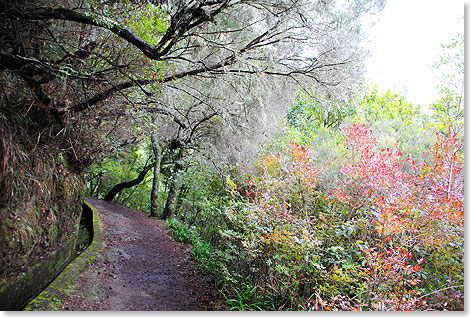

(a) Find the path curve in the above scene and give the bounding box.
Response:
[61,197,219,311]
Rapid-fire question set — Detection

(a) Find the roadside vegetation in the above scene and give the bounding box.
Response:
[166,85,464,310]
[1,0,463,311]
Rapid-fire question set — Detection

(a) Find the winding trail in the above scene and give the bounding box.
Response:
[61,197,220,311]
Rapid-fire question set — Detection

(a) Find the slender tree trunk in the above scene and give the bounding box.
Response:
[161,177,179,220]
[104,159,153,202]
[95,176,103,198]
[88,172,102,197]
[161,149,183,220]
[150,133,161,217]
[175,184,189,216]
[88,176,94,197]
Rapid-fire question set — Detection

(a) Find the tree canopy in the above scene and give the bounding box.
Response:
[0,0,381,280]
[4,0,464,312]
[1,0,378,130]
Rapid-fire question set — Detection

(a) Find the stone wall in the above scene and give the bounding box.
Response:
[0,202,97,310]
[0,124,85,281]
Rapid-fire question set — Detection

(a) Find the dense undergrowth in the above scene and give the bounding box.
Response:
[167,89,464,311]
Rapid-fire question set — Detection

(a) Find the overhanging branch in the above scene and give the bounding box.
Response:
[1,2,230,61]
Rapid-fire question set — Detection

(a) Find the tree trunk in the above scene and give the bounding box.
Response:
[95,176,103,198]
[149,133,161,217]
[104,159,153,202]
[161,176,179,220]
[161,149,183,220]
[88,175,94,197]
[88,172,102,197]
[175,184,189,216]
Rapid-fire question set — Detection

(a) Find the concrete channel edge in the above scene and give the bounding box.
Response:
[24,201,105,311]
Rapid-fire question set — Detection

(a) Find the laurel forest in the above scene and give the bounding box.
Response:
[164,37,464,309]
[0,0,463,311]
[77,20,467,313]
[166,90,464,310]
[87,92,465,310]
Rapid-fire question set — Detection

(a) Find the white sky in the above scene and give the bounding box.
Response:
[364,0,464,110]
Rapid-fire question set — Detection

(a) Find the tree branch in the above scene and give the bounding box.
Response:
[68,50,237,113]
[145,106,188,129]
[1,2,230,61]
[104,157,154,202]
[187,112,219,143]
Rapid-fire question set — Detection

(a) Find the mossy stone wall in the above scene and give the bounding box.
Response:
[0,127,85,281]
[25,201,104,311]
[0,201,98,310]
[0,235,78,310]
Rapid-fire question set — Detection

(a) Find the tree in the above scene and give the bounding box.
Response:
[287,91,356,135]
[160,148,183,219]
[0,0,381,184]
[1,0,378,140]
[103,156,154,202]
[0,0,381,276]
[150,132,162,217]
[357,86,422,126]
[429,34,464,137]
[149,100,220,219]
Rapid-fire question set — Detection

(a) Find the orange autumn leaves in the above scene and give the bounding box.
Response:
[229,122,463,310]
[254,141,320,216]
[332,123,464,246]
[254,123,463,246]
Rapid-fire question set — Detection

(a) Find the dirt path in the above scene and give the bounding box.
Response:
[61,197,221,311]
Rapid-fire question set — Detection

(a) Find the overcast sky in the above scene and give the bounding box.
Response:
[363,0,464,110]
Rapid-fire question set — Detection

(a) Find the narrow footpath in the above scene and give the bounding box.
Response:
[60,197,220,311]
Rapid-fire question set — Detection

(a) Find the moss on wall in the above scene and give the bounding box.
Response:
[24,201,105,311]
[0,131,86,281]
[0,233,78,310]
[0,201,103,311]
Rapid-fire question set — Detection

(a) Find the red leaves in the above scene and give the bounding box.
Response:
[332,123,464,246]
[360,246,427,310]
[332,124,410,215]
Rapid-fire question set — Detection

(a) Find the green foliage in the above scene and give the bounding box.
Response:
[287,91,355,134]
[167,217,219,274]
[124,3,168,46]
[167,217,194,244]
[222,284,275,311]
[429,34,464,138]
[86,143,156,211]
[168,84,463,311]
[357,86,422,125]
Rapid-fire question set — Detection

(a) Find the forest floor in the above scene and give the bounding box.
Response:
[60,197,223,311]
